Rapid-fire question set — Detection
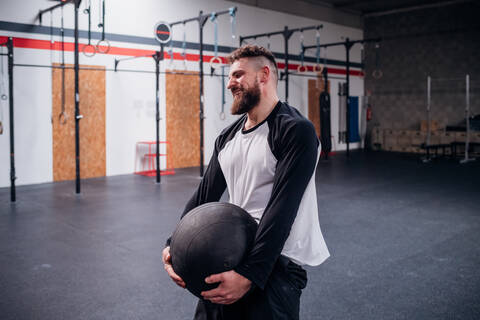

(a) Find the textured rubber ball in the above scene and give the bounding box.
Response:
[169,202,257,298]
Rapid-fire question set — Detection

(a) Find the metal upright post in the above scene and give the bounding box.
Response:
[284,26,290,102]
[7,38,16,202]
[426,76,431,146]
[154,50,161,183]
[345,38,352,157]
[461,74,474,164]
[74,0,81,194]
[198,12,208,177]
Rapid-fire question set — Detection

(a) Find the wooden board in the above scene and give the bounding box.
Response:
[308,75,330,137]
[166,70,200,169]
[52,63,106,181]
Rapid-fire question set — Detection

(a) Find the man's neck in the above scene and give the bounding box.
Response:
[244,95,279,131]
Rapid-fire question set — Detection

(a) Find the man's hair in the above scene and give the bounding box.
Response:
[227,45,278,83]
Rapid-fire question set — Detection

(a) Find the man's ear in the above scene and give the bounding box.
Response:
[259,65,270,84]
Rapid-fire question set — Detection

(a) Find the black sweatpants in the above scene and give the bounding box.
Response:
[193,256,307,320]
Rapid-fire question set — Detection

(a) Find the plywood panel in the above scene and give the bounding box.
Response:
[308,74,330,137]
[52,63,106,181]
[166,70,200,169]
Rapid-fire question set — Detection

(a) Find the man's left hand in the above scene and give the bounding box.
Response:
[200,270,252,305]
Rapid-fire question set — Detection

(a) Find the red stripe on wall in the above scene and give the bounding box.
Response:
[0,36,362,76]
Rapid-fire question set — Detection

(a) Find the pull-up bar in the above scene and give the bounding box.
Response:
[38,0,77,24]
[114,53,157,72]
[38,0,83,193]
[239,24,323,103]
[114,49,165,183]
[168,7,237,177]
[303,37,381,157]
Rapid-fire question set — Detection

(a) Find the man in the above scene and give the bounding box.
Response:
[163,45,330,319]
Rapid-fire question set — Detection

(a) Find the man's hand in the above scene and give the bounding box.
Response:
[162,246,186,288]
[201,270,252,305]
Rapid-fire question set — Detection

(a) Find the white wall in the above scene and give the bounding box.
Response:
[0,0,363,187]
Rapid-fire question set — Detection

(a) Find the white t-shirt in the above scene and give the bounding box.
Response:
[181,101,330,289]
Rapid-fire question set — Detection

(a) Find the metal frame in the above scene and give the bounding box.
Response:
[425,75,475,164]
[0,37,15,202]
[303,37,381,157]
[239,25,323,103]
[39,0,83,194]
[169,7,236,177]
[114,48,165,183]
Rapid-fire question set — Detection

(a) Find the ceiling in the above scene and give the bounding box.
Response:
[230,0,473,29]
[305,0,471,16]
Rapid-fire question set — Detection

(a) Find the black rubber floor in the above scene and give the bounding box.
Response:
[1,151,479,320]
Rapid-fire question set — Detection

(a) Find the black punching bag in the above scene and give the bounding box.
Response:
[319,90,332,157]
[169,202,257,298]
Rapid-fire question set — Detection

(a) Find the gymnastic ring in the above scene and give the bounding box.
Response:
[82,44,96,57]
[297,65,308,73]
[209,56,222,71]
[58,112,68,125]
[313,64,324,74]
[219,112,226,120]
[372,69,383,79]
[96,39,111,54]
[1,94,7,100]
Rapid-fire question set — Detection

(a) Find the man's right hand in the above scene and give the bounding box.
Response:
[162,246,186,288]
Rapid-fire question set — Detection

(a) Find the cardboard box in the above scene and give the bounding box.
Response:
[384,136,397,149]
[410,146,423,154]
[455,132,466,142]
[428,131,442,145]
[471,132,480,143]
[411,131,426,146]
[440,132,456,144]
[421,120,440,132]
[397,135,412,147]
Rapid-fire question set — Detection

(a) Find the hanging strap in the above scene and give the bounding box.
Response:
[372,43,383,79]
[82,0,96,57]
[210,13,218,59]
[168,37,174,67]
[314,28,323,73]
[300,31,304,65]
[96,0,110,53]
[60,4,65,66]
[219,66,226,120]
[209,13,221,73]
[0,46,7,101]
[59,5,67,125]
[49,11,54,64]
[297,31,307,72]
[181,22,187,69]
[229,7,237,47]
[84,0,92,45]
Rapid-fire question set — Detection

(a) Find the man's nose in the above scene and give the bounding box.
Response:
[227,78,235,90]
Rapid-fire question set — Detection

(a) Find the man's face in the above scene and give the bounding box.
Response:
[227,58,261,115]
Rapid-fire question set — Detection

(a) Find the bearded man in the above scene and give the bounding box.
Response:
[163,45,330,320]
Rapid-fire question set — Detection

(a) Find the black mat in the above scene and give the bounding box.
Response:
[1,151,479,320]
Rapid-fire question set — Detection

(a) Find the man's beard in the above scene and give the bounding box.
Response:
[230,79,261,115]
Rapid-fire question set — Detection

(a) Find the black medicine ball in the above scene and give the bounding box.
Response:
[169,202,257,298]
